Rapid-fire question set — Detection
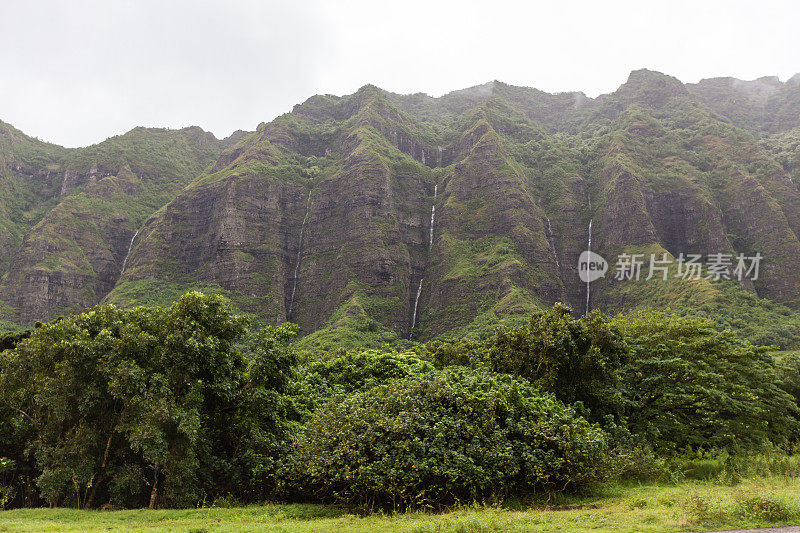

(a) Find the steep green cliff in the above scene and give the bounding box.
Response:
[3,70,800,350]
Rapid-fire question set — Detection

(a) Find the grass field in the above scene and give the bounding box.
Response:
[2,477,800,533]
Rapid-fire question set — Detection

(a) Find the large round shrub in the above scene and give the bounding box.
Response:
[291,350,434,415]
[290,367,608,507]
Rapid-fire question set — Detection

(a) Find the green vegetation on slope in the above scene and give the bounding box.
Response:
[5,70,800,356]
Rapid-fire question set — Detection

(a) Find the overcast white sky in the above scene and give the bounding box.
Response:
[1,0,798,147]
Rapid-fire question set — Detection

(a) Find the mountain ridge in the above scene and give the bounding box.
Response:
[3,69,800,351]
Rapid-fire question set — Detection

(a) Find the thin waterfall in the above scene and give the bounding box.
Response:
[120,230,138,275]
[429,185,437,246]
[545,217,559,269]
[437,146,442,167]
[429,205,435,245]
[585,219,592,315]
[60,172,69,196]
[288,190,312,321]
[411,278,423,330]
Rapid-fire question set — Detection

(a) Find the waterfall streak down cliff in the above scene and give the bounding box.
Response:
[120,230,139,275]
[585,219,592,315]
[288,191,312,321]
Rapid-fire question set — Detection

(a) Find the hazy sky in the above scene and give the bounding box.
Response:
[1,0,798,147]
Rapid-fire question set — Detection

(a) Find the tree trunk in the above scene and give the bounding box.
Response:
[85,475,103,510]
[148,464,159,509]
[85,433,114,509]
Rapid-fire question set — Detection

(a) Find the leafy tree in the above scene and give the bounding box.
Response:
[229,323,300,500]
[774,351,800,444]
[617,312,799,453]
[107,291,249,508]
[1,305,128,508]
[0,292,284,508]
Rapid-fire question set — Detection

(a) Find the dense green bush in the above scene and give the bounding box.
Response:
[291,349,435,414]
[288,367,608,508]
[426,304,628,424]
[617,312,799,452]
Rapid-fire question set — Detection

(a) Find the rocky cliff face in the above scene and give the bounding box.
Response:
[0,126,224,322]
[3,70,800,348]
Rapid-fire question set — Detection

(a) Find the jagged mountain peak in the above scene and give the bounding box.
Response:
[444,81,499,99]
[221,129,252,147]
[613,69,689,106]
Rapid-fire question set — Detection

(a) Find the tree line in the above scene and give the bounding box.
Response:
[1,294,798,510]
